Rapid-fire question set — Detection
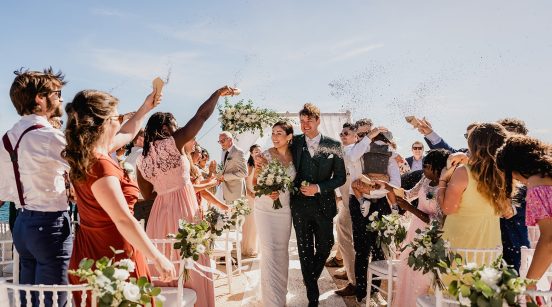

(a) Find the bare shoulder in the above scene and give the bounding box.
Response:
[450,165,469,184]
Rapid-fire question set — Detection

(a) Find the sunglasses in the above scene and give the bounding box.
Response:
[412,146,423,150]
[218,138,229,144]
[464,133,469,139]
[339,131,351,137]
[357,131,368,138]
[42,90,62,98]
[110,114,125,124]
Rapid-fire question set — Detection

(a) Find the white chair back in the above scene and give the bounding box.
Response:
[0,282,92,307]
[520,247,552,290]
[528,226,540,248]
[525,290,552,307]
[0,240,13,280]
[149,239,197,307]
[449,246,502,265]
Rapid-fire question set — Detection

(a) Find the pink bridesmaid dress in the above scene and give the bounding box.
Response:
[137,137,215,307]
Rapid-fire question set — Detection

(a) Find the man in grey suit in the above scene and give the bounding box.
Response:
[217,131,247,203]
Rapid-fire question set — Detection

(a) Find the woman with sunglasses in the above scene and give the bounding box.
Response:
[136,86,236,307]
[63,88,176,306]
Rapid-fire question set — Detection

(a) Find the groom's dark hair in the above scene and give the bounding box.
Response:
[299,103,320,119]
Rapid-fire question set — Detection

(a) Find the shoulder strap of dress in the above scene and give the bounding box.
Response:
[2,124,45,206]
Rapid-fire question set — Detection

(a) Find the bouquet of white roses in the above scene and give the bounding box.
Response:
[405,219,455,290]
[205,206,234,237]
[254,160,294,209]
[169,220,214,280]
[218,98,280,136]
[367,211,407,258]
[229,197,252,220]
[447,256,536,306]
[69,248,164,307]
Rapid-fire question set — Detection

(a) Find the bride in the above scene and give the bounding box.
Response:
[252,120,295,307]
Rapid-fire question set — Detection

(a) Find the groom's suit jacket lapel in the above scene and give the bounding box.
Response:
[294,134,306,172]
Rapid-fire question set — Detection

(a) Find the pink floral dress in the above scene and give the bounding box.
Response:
[525,185,552,226]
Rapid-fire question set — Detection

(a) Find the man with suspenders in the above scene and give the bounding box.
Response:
[0,68,72,307]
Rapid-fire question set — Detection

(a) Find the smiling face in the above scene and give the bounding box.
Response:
[218,133,233,151]
[300,115,320,138]
[272,125,292,149]
[340,127,357,145]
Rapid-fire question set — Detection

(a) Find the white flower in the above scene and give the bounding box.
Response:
[414,246,426,257]
[276,176,282,184]
[196,244,206,254]
[157,294,166,303]
[95,274,111,288]
[479,267,501,287]
[266,178,274,186]
[215,218,225,231]
[465,262,477,270]
[116,259,136,272]
[113,268,130,281]
[458,293,471,306]
[122,282,141,301]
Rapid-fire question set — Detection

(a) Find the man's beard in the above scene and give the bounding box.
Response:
[46,96,63,118]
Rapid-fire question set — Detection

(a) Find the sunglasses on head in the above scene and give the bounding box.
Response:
[412,146,423,150]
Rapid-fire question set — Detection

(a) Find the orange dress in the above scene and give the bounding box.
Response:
[68,156,150,306]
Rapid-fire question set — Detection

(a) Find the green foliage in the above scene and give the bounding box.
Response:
[218,98,281,136]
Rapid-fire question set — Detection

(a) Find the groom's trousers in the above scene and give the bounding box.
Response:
[349,195,391,300]
[292,204,335,303]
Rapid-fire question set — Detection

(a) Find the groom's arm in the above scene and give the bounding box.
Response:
[318,144,346,194]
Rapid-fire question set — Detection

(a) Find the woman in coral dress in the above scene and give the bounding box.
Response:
[64,89,175,306]
[136,86,236,307]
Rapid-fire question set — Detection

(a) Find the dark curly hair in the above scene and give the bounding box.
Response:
[496,135,552,198]
[422,149,450,175]
[467,123,510,215]
[497,118,528,135]
[248,144,261,167]
[62,90,119,181]
[142,112,177,156]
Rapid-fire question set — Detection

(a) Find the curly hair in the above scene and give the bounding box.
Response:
[299,103,320,119]
[10,67,67,116]
[467,123,510,215]
[496,135,552,198]
[142,112,177,156]
[496,118,528,135]
[422,149,450,175]
[62,90,119,182]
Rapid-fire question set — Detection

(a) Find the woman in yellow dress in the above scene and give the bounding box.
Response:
[437,123,513,250]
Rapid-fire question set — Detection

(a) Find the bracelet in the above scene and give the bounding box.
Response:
[439,179,448,184]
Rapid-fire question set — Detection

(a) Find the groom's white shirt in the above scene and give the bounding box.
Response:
[305,133,321,157]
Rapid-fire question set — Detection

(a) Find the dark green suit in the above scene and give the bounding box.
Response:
[290,134,346,304]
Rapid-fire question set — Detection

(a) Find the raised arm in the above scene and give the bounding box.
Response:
[91,176,175,281]
[437,165,468,215]
[173,86,236,151]
[137,169,155,200]
[110,90,161,152]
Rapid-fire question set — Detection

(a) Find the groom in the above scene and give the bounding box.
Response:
[291,103,346,306]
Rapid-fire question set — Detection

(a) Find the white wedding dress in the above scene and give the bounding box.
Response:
[251,150,295,307]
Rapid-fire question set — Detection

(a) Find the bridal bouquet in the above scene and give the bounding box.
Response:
[205,206,234,236]
[69,248,164,307]
[367,211,407,258]
[229,197,252,220]
[218,98,280,136]
[405,219,455,290]
[169,220,214,279]
[254,160,294,209]
[447,256,535,306]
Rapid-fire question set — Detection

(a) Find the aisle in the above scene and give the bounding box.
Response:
[241,228,347,307]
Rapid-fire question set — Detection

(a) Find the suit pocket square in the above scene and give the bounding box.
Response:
[327,154,334,159]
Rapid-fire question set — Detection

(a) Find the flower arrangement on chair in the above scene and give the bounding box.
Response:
[69,247,164,307]
[367,211,407,258]
[169,220,215,280]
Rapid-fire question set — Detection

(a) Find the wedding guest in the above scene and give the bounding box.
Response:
[496,135,552,283]
[416,118,475,153]
[406,141,425,171]
[136,86,236,307]
[197,148,218,195]
[242,144,261,257]
[333,122,358,295]
[64,89,175,306]
[217,132,248,204]
[496,117,530,273]
[355,118,373,139]
[377,149,449,306]
[437,123,512,252]
[0,68,71,307]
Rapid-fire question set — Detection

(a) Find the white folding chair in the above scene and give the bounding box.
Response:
[149,239,197,307]
[211,227,237,294]
[519,247,552,291]
[415,246,502,307]
[528,226,541,248]
[525,290,552,307]
[0,240,14,281]
[366,256,401,305]
[0,282,93,307]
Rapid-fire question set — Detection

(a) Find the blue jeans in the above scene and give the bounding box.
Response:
[13,209,73,307]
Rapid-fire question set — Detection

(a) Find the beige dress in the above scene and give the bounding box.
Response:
[241,166,259,256]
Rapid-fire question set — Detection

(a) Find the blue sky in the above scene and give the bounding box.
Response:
[1,1,551,158]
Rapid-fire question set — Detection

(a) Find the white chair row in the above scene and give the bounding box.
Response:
[211,215,245,294]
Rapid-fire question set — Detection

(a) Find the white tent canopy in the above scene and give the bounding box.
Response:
[232,111,352,154]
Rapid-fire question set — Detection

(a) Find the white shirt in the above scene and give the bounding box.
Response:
[305,133,321,156]
[124,147,143,181]
[425,131,442,145]
[0,114,69,211]
[344,137,401,198]
[411,157,423,171]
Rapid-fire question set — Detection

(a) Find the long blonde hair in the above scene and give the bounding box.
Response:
[467,123,510,215]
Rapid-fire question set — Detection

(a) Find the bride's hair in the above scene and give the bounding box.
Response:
[273,120,293,136]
